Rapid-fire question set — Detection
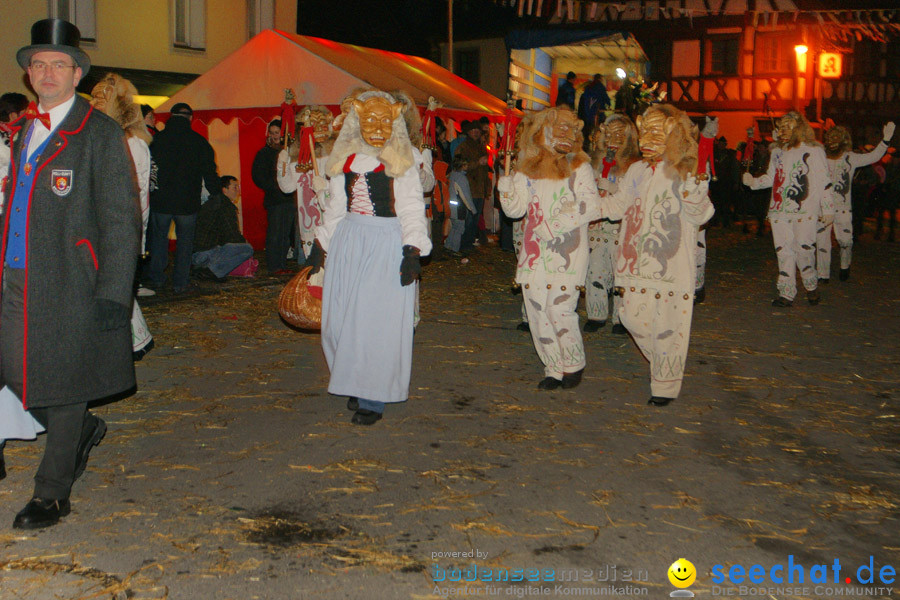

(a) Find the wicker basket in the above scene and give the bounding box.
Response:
[278,266,323,330]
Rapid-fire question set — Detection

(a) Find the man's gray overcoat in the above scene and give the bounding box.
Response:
[1,95,141,408]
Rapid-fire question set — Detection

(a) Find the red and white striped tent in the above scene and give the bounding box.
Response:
[156,29,511,249]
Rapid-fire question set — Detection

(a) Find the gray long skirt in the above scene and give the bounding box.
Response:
[321,213,416,403]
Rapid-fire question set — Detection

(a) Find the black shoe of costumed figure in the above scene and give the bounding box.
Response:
[693,287,705,304]
[839,268,850,281]
[346,397,359,411]
[806,289,821,306]
[583,320,605,333]
[818,277,829,285]
[537,377,562,391]
[611,323,628,335]
[516,322,530,332]
[0,448,5,481]
[561,368,584,389]
[648,396,675,407]
[351,409,382,425]
[772,296,793,307]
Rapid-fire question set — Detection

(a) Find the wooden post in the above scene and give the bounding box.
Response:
[448,0,453,74]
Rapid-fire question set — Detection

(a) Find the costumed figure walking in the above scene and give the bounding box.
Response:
[584,113,639,334]
[89,72,154,360]
[307,90,431,425]
[817,121,894,282]
[276,105,335,262]
[603,104,714,406]
[743,111,831,306]
[497,106,606,390]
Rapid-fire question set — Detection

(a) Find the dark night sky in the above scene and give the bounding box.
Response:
[296,0,522,60]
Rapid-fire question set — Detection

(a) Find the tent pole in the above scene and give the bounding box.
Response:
[448,0,454,74]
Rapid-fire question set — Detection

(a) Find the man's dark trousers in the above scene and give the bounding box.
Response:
[0,267,89,500]
[265,203,296,272]
[146,212,197,290]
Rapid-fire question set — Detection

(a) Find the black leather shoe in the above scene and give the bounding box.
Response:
[772,296,793,307]
[693,287,705,304]
[74,417,107,481]
[13,497,71,529]
[351,409,382,425]
[611,323,628,335]
[583,320,605,333]
[818,277,829,285]
[516,322,530,332]
[0,449,6,481]
[561,368,584,389]
[647,396,675,406]
[346,397,359,411]
[537,377,562,390]
[839,268,850,281]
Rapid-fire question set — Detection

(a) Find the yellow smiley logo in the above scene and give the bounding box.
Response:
[668,558,696,588]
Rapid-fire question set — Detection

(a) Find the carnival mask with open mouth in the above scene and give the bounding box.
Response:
[353,96,402,148]
[544,110,581,154]
[776,114,799,145]
[636,108,672,161]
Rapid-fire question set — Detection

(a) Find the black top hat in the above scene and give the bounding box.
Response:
[17,19,91,75]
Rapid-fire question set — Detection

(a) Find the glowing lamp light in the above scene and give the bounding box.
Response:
[794,45,808,56]
[616,67,627,80]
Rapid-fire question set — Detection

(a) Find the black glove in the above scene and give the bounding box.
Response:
[306,239,326,275]
[94,299,130,331]
[400,245,421,286]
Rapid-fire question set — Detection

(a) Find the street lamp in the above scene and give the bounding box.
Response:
[616,67,626,80]
[794,45,808,111]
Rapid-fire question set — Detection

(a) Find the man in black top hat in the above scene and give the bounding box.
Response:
[0,19,140,529]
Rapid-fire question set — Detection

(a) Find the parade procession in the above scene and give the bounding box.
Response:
[0,1,899,598]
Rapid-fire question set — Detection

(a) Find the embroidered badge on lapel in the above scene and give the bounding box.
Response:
[51,169,73,197]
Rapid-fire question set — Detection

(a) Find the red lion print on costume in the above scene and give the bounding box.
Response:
[520,201,544,269]
[618,196,644,275]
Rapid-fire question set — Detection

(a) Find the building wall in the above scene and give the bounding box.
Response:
[439,37,508,101]
[0,0,297,98]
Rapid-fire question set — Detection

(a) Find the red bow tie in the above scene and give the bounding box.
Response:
[24,102,51,130]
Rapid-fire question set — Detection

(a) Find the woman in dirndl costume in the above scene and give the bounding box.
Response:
[305,90,431,425]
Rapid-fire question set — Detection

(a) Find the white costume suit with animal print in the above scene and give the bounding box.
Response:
[817,143,887,278]
[745,144,830,300]
[498,163,604,378]
[607,162,714,398]
[586,163,622,325]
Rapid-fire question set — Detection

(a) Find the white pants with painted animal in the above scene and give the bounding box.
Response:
[619,288,695,399]
[769,214,818,301]
[585,233,621,324]
[816,211,853,279]
[131,300,152,352]
[522,285,585,379]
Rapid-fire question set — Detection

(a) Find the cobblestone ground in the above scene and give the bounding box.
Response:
[1,223,899,600]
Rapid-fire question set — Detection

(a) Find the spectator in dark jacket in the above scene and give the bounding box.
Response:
[577,74,610,142]
[252,119,296,274]
[145,102,220,293]
[191,175,255,281]
[557,71,577,108]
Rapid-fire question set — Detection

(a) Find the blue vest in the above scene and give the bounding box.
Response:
[6,125,53,269]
